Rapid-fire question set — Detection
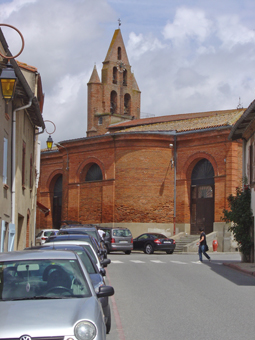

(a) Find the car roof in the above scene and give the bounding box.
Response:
[46,234,94,242]
[25,244,86,252]
[0,250,77,261]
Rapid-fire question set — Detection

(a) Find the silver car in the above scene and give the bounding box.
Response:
[0,250,114,340]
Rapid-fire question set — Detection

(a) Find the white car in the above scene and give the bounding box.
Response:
[35,229,59,245]
[42,240,110,272]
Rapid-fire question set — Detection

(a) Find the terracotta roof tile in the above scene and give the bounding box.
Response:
[113,109,245,133]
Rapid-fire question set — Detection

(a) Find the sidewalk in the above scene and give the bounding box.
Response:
[223,261,255,277]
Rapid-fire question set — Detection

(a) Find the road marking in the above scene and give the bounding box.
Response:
[111,260,124,264]
[130,260,145,263]
[191,261,202,264]
[171,261,187,264]
[150,260,165,263]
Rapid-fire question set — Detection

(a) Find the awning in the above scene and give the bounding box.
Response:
[37,201,50,216]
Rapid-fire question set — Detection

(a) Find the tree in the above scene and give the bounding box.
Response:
[222,183,254,262]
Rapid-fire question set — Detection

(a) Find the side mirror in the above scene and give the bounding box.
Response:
[96,285,114,298]
[101,258,111,268]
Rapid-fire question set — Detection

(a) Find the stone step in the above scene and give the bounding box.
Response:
[174,235,199,253]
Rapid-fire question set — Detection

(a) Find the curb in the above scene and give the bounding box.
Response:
[223,263,255,277]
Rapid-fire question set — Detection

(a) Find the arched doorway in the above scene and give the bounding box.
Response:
[190,159,214,235]
[52,175,62,229]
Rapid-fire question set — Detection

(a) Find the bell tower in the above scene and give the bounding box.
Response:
[87,29,141,137]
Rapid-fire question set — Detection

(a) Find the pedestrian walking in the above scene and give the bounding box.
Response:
[197,227,211,262]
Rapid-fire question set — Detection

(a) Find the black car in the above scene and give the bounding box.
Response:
[25,244,112,333]
[133,233,176,254]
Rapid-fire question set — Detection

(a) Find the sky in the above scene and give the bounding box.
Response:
[0,0,255,148]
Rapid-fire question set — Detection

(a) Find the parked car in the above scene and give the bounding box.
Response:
[0,249,114,339]
[25,244,112,333]
[58,225,107,258]
[35,229,59,245]
[45,233,106,262]
[99,227,133,254]
[133,233,176,254]
[43,238,110,271]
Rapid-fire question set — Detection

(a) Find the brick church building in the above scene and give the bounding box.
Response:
[37,29,244,242]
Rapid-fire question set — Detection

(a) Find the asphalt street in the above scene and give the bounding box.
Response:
[105,252,255,340]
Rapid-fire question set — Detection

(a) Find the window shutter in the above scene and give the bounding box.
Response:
[8,224,16,252]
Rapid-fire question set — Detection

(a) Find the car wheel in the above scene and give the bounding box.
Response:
[144,243,154,254]
[166,250,174,254]
[106,305,111,334]
[125,250,131,254]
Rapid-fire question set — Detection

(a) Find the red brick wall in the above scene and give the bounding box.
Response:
[37,130,242,231]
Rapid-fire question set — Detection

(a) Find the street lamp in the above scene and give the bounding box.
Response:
[0,24,25,103]
[0,61,17,102]
[46,135,53,150]
[44,120,56,150]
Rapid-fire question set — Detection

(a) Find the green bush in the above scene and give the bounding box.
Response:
[222,184,253,262]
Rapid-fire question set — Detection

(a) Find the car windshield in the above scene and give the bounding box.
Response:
[0,259,91,301]
[113,229,131,237]
[44,231,55,237]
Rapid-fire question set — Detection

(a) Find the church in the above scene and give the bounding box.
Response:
[36,28,244,249]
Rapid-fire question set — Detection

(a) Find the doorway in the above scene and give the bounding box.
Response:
[52,175,62,229]
[190,159,214,235]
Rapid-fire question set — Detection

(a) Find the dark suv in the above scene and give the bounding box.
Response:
[98,227,133,254]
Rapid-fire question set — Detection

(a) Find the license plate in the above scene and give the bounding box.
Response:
[119,241,128,243]
[164,241,171,243]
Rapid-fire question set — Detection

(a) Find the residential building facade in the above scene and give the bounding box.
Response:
[0,28,45,251]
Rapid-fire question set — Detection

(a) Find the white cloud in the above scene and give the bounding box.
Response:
[216,15,255,49]
[162,7,213,44]
[127,32,165,59]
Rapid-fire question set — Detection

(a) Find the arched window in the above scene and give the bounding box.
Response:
[85,163,103,182]
[110,91,117,114]
[191,159,214,186]
[123,70,127,86]
[113,67,117,84]
[118,47,121,60]
[124,93,131,115]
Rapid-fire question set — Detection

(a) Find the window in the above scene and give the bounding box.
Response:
[85,164,103,182]
[30,154,33,189]
[98,116,103,125]
[123,70,127,86]
[110,91,117,114]
[118,47,121,60]
[3,137,8,185]
[22,141,26,187]
[113,67,117,84]
[124,93,131,115]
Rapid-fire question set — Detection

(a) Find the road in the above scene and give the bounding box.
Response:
[105,251,255,340]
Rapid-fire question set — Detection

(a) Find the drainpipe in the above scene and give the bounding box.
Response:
[173,135,177,235]
[11,98,33,224]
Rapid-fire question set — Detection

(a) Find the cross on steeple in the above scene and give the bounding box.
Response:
[118,18,121,27]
